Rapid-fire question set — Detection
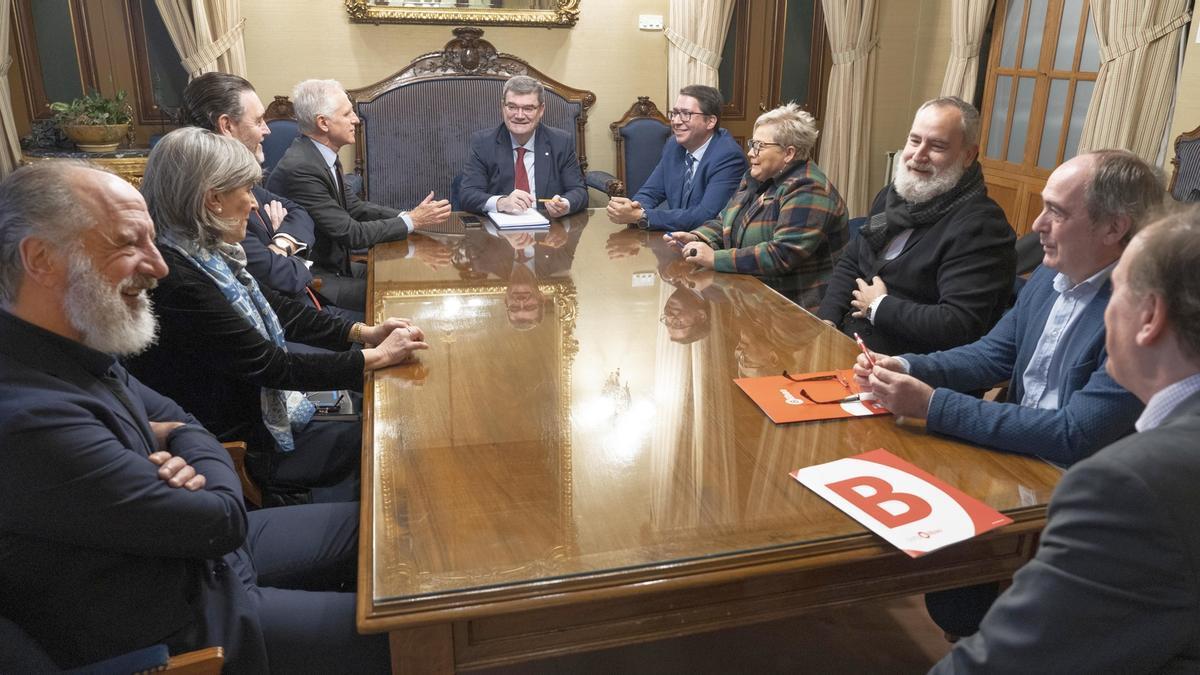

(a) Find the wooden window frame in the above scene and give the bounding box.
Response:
[11,0,99,121]
[978,0,1099,179]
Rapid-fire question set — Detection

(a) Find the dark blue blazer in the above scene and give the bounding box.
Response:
[903,265,1142,466]
[933,392,1200,672]
[0,310,265,671]
[459,123,587,215]
[242,185,316,296]
[632,128,747,232]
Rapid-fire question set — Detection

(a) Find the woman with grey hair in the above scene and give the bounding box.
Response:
[664,102,850,311]
[128,126,427,503]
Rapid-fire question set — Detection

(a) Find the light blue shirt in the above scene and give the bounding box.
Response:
[485,130,539,213]
[308,138,412,232]
[1136,372,1200,431]
[1020,263,1115,410]
[688,133,714,166]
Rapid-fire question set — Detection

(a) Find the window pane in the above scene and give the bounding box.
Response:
[987,75,1013,159]
[1006,76,1036,162]
[1021,0,1048,69]
[1053,0,1084,71]
[779,0,816,106]
[1079,9,1101,72]
[31,0,84,103]
[141,0,188,110]
[1038,79,1070,168]
[999,0,1025,68]
[1064,79,1094,160]
[718,3,741,103]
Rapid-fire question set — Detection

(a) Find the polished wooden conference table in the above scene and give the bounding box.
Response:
[360,211,1062,673]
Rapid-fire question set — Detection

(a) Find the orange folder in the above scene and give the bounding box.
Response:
[734,369,891,424]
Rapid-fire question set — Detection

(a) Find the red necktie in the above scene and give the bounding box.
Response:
[514,147,530,193]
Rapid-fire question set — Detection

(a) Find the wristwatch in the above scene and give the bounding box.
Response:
[635,214,650,230]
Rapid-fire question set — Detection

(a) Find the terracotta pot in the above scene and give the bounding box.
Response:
[62,124,127,153]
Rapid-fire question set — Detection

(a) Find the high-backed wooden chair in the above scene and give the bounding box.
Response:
[585,96,672,198]
[1169,123,1200,202]
[261,95,300,175]
[346,26,595,211]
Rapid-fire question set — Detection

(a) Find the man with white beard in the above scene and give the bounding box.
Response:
[0,161,388,671]
[817,97,1016,354]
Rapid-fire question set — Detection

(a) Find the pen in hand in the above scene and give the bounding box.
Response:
[854,332,876,368]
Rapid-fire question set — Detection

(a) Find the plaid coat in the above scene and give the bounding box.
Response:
[692,160,848,310]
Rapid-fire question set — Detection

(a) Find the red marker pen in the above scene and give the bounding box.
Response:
[854,332,876,368]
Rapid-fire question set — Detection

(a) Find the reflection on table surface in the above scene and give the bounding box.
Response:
[364,210,1062,611]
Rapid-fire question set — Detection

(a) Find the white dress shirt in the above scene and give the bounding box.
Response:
[485,130,538,213]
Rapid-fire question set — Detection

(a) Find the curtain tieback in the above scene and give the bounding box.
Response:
[832,37,878,66]
[664,27,722,70]
[950,40,981,59]
[1099,11,1190,63]
[181,17,246,75]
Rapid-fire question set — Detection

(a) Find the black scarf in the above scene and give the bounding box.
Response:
[861,161,986,253]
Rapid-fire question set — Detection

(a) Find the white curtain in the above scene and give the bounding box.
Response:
[1077,0,1190,162]
[665,0,736,99]
[940,0,994,102]
[1,0,21,177]
[819,0,878,216]
[154,0,247,79]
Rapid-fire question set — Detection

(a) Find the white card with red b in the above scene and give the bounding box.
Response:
[791,448,1012,558]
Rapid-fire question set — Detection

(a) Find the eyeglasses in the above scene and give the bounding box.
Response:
[745,139,783,155]
[781,370,860,404]
[504,103,541,116]
[667,109,707,122]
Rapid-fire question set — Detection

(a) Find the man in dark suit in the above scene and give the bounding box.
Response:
[931,208,1200,672]
[0,162,387,672]
[606,84,747,231]
[177,72,362,323]
[268,78,451,312]
[857,149,1160,638]
[459,75,587,217]
[817,96,1016,355]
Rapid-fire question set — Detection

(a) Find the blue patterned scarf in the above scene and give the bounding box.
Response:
[158,229,315,452]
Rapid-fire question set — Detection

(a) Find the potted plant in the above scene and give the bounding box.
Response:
[49,90,133,153]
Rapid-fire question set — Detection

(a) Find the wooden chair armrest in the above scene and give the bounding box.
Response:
[220,442,262,508]
[161,646,224,674]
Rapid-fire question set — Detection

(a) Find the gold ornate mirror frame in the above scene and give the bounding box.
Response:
[345,0,580,28]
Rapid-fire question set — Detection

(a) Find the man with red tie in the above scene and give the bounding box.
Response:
[458,75,588,217]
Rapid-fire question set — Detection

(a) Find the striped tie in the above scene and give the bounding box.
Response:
[682,153,696,200]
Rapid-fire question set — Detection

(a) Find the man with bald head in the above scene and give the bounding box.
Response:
[0,162,387,671]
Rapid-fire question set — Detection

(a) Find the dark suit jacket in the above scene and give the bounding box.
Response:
[816,184,1016,354]
[459,123,587,215]
[932,391,1200,673]
[242,185,316,297]
[0,310,265,671]
[632,128,748,231]
[903,265,1142,465]
[266,136,408,278]
[126,246,364,456]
